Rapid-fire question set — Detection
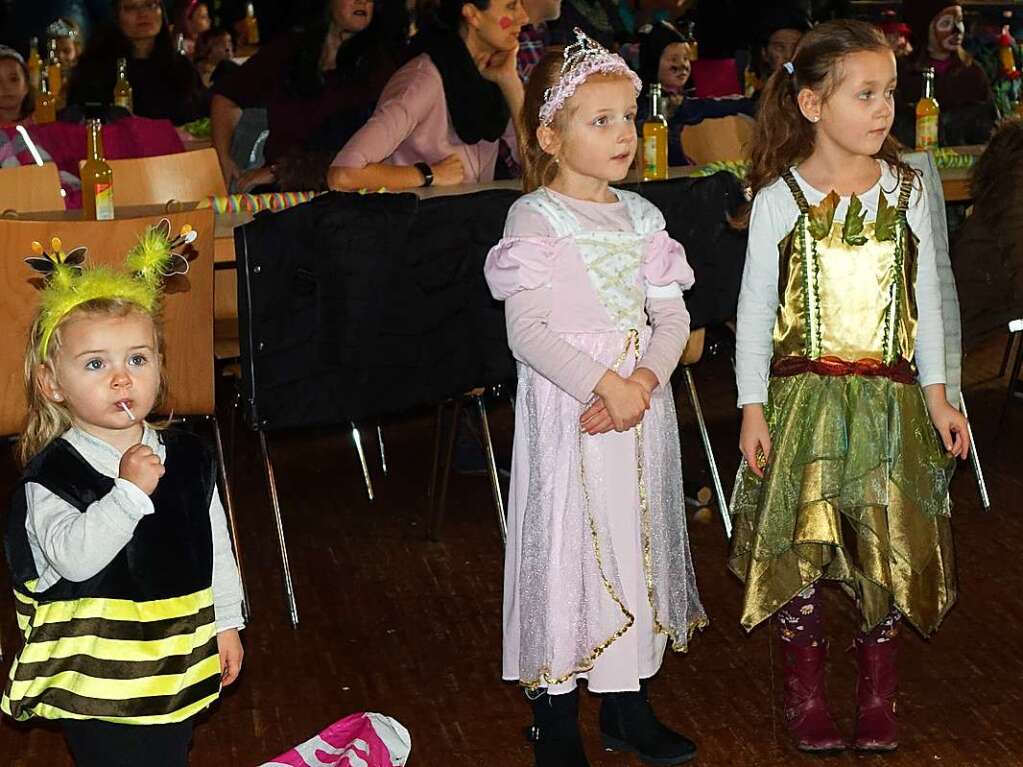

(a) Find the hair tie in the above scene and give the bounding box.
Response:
[783,61,795,75]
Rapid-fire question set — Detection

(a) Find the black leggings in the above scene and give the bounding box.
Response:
[62,719,194,767]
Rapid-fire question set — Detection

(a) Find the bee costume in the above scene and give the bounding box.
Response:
[2,222,231,731]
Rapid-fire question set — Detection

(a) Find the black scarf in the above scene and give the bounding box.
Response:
[412,29,509,145]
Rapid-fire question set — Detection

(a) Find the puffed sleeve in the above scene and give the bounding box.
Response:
[643,230,696,298]
[486,199,609,403]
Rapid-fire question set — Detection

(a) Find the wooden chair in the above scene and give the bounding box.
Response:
[0,210,248,632]
[681,114,755,166]
[0,163,64,214]
[105,148,227,206]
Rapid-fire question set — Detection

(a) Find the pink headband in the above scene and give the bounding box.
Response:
[539,28,642,127]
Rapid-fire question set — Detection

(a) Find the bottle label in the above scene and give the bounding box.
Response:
[643,136,658,176]
[916,114,938,150]
[94,182,115,221]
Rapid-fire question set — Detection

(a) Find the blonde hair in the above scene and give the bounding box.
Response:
[18,299,167,467]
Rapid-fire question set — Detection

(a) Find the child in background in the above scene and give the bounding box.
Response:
[486,31,705,767]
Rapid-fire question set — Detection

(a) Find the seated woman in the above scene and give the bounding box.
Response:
[67,0,205,125]
[894,0,997,147]
[951,117,1023,346]
[638,21,754,166]
[194,26,238,88]
[328,0,528,192]
[0,46,34,126]
[211,0,407,192]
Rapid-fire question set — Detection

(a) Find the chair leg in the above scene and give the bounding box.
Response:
[997,332,1017,379]
[350,422,374,502]
[209,414,250,623]
[1000,331,1023,423]
[427,403,445,503]
[959,393,991,510]
[259,432,298,627]
[684,366,732,539]
[429,400,462,541]
[377,423,388,476]
[474,392,508,546]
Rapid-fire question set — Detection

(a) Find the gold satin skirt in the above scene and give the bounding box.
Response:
[729,371,957,635]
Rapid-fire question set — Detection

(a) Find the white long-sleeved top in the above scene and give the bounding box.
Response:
[735,163,946,407]
[23,425,245,633]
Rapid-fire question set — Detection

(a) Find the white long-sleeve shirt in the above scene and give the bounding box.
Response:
[735,163,946,407]
[23,425,245,633]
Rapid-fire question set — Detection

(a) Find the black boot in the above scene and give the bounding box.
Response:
[600,679,697,766]
[527,688,590,767]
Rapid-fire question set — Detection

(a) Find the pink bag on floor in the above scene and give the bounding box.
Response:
[260,713,411,767]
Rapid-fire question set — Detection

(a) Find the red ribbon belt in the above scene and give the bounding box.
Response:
[771,355,916,384]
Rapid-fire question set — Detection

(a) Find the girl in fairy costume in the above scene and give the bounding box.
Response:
[730,19,970,755]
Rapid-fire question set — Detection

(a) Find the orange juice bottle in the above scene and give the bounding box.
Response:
[642,84,668,181]
[34,71,57,124]
[915,67,939,151]
[46,38,63,107]
[81,119,115,221]
[27,37,42,92]
[243,3,260,45]
[113,58,133,112]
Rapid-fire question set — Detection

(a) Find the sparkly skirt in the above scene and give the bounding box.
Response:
[729,370,957,635]
[502,328,706,691]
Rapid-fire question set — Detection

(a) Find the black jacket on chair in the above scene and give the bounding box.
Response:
[237,173,747,431]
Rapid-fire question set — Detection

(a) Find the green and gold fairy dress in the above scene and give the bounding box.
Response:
[729,168,956,636]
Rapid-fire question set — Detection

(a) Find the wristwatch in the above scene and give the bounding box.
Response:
[415,162,434,188]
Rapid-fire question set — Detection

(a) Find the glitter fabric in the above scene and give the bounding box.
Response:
[539,28,642,127]
[488,188,706,691]
[729,172,956,637]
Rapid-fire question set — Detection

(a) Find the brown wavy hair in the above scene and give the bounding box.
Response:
[737,18,914,227]
[18,299,167,467]
[521,47,567,193]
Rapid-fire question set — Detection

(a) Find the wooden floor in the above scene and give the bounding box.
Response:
[2,336,1023,766]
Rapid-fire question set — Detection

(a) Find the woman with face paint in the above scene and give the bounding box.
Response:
[892,0,996,147]
[328,0,529,191]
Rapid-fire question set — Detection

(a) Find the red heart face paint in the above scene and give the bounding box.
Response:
[499,15,514,29]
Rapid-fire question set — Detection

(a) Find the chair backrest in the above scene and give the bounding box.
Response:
[681,115,754,166]
[0,163,65,214]
[0,210,214,437]
[105,148,227,207]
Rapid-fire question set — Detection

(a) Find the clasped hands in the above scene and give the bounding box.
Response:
[580,368,659,435]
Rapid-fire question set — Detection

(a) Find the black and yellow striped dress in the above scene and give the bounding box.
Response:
[2,430,221,725]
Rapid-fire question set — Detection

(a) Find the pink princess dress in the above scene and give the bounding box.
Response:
[485,187,707,695]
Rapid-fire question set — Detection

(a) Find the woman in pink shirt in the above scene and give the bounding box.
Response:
[328,0,529,191]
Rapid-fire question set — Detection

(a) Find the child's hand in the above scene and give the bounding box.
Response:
[594,370,651,431]
[739,404,772,478]
[580,369,658,436]
[217,629,244,687]
[118,444,165,495]
[925,387,971,459]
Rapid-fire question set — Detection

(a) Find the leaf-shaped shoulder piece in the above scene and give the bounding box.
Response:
[873,191,899,243]
[842,193,869,246]
[807,191,839,241]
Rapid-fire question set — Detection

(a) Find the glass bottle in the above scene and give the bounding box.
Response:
[46,38,63,106]
[27,37,42,92]
[34,71,57,124]
[113,58,134,113]
[243,3,260,45]
[642,84,669,181]
[81,119,115,221]
[915,67,939,151]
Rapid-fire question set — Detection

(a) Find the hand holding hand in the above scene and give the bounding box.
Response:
[118,444,165,495]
